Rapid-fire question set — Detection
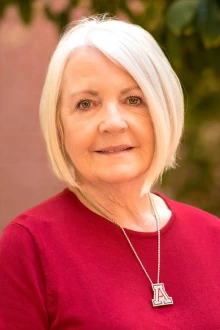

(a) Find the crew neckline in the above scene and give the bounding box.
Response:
[65,188,176,237]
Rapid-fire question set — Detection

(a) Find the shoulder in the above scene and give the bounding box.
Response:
[1,188,88,259]
[157,192,219,220]
[158,192,220,231]
[2,188,81,235]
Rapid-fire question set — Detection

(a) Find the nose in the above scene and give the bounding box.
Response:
[98,103,128,135]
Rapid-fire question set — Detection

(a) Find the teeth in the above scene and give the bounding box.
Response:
[101,148,128,153]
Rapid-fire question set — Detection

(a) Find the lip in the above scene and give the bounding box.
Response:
[95,145,134,154]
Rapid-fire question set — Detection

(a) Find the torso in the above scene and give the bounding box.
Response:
[2,189,220,329]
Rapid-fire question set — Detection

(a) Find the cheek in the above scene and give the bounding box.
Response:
[62,121,79,159]
[136,116,155,144]
[147,126,155,147]
[62,122,94,162]
[64,132,84,160]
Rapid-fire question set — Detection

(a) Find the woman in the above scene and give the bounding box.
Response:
[0,15,219,330]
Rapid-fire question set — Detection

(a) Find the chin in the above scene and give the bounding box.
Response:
[76,164,149,186]
[93,168,148,185]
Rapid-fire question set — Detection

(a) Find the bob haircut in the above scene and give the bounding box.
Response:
[40,14,184,194]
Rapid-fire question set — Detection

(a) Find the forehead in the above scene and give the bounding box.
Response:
[65,46,114,69]
[62,46,136,84]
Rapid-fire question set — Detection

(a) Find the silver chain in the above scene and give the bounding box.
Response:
[78,189,161,287]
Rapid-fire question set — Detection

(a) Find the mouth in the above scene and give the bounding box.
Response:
[96,146,134,154]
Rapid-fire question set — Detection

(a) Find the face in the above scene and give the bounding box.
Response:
[60,47,154,186]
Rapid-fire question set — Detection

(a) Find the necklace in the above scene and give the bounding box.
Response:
[77,188,173,307]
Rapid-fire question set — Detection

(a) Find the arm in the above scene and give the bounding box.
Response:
[0,222,49,330]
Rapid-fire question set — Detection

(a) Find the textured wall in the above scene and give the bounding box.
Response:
[0,4,66,233]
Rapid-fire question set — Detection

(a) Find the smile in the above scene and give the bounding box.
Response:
[96,146,133,154]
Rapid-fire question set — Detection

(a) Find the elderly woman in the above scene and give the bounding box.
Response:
[0,15,219,330]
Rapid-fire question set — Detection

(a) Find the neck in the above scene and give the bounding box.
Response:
[69,179,163,232]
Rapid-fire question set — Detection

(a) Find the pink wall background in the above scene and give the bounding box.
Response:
[0,4,68,233]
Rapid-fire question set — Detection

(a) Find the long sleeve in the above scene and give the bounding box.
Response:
[1,189,220,329]
[0,222,49,330]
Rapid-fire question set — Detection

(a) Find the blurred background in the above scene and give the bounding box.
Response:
[0,0,220,233]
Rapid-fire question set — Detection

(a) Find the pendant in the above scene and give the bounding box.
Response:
[152,283,173,307]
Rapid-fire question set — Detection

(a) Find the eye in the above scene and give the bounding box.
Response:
[77,99,93,109]
[127,96,143,106]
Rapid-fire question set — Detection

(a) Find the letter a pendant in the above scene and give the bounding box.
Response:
[152,283,173,307]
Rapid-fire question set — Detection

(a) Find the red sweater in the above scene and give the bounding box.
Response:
[0,188,220,329]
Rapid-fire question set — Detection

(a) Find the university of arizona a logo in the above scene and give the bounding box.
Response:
[152,283,173,307]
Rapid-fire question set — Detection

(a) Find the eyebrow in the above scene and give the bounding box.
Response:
[120,85,141,95]
[69,85,141,99]
[69,90,98,99]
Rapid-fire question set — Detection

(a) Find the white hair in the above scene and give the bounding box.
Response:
[40,14,184,193]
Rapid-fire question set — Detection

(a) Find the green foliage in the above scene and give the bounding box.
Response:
[44,0,79,32]
[0,0,36,24]
[166,0,220,48]
[166,0,199,36]
[197,0,220,48]
[1,0,220,216]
